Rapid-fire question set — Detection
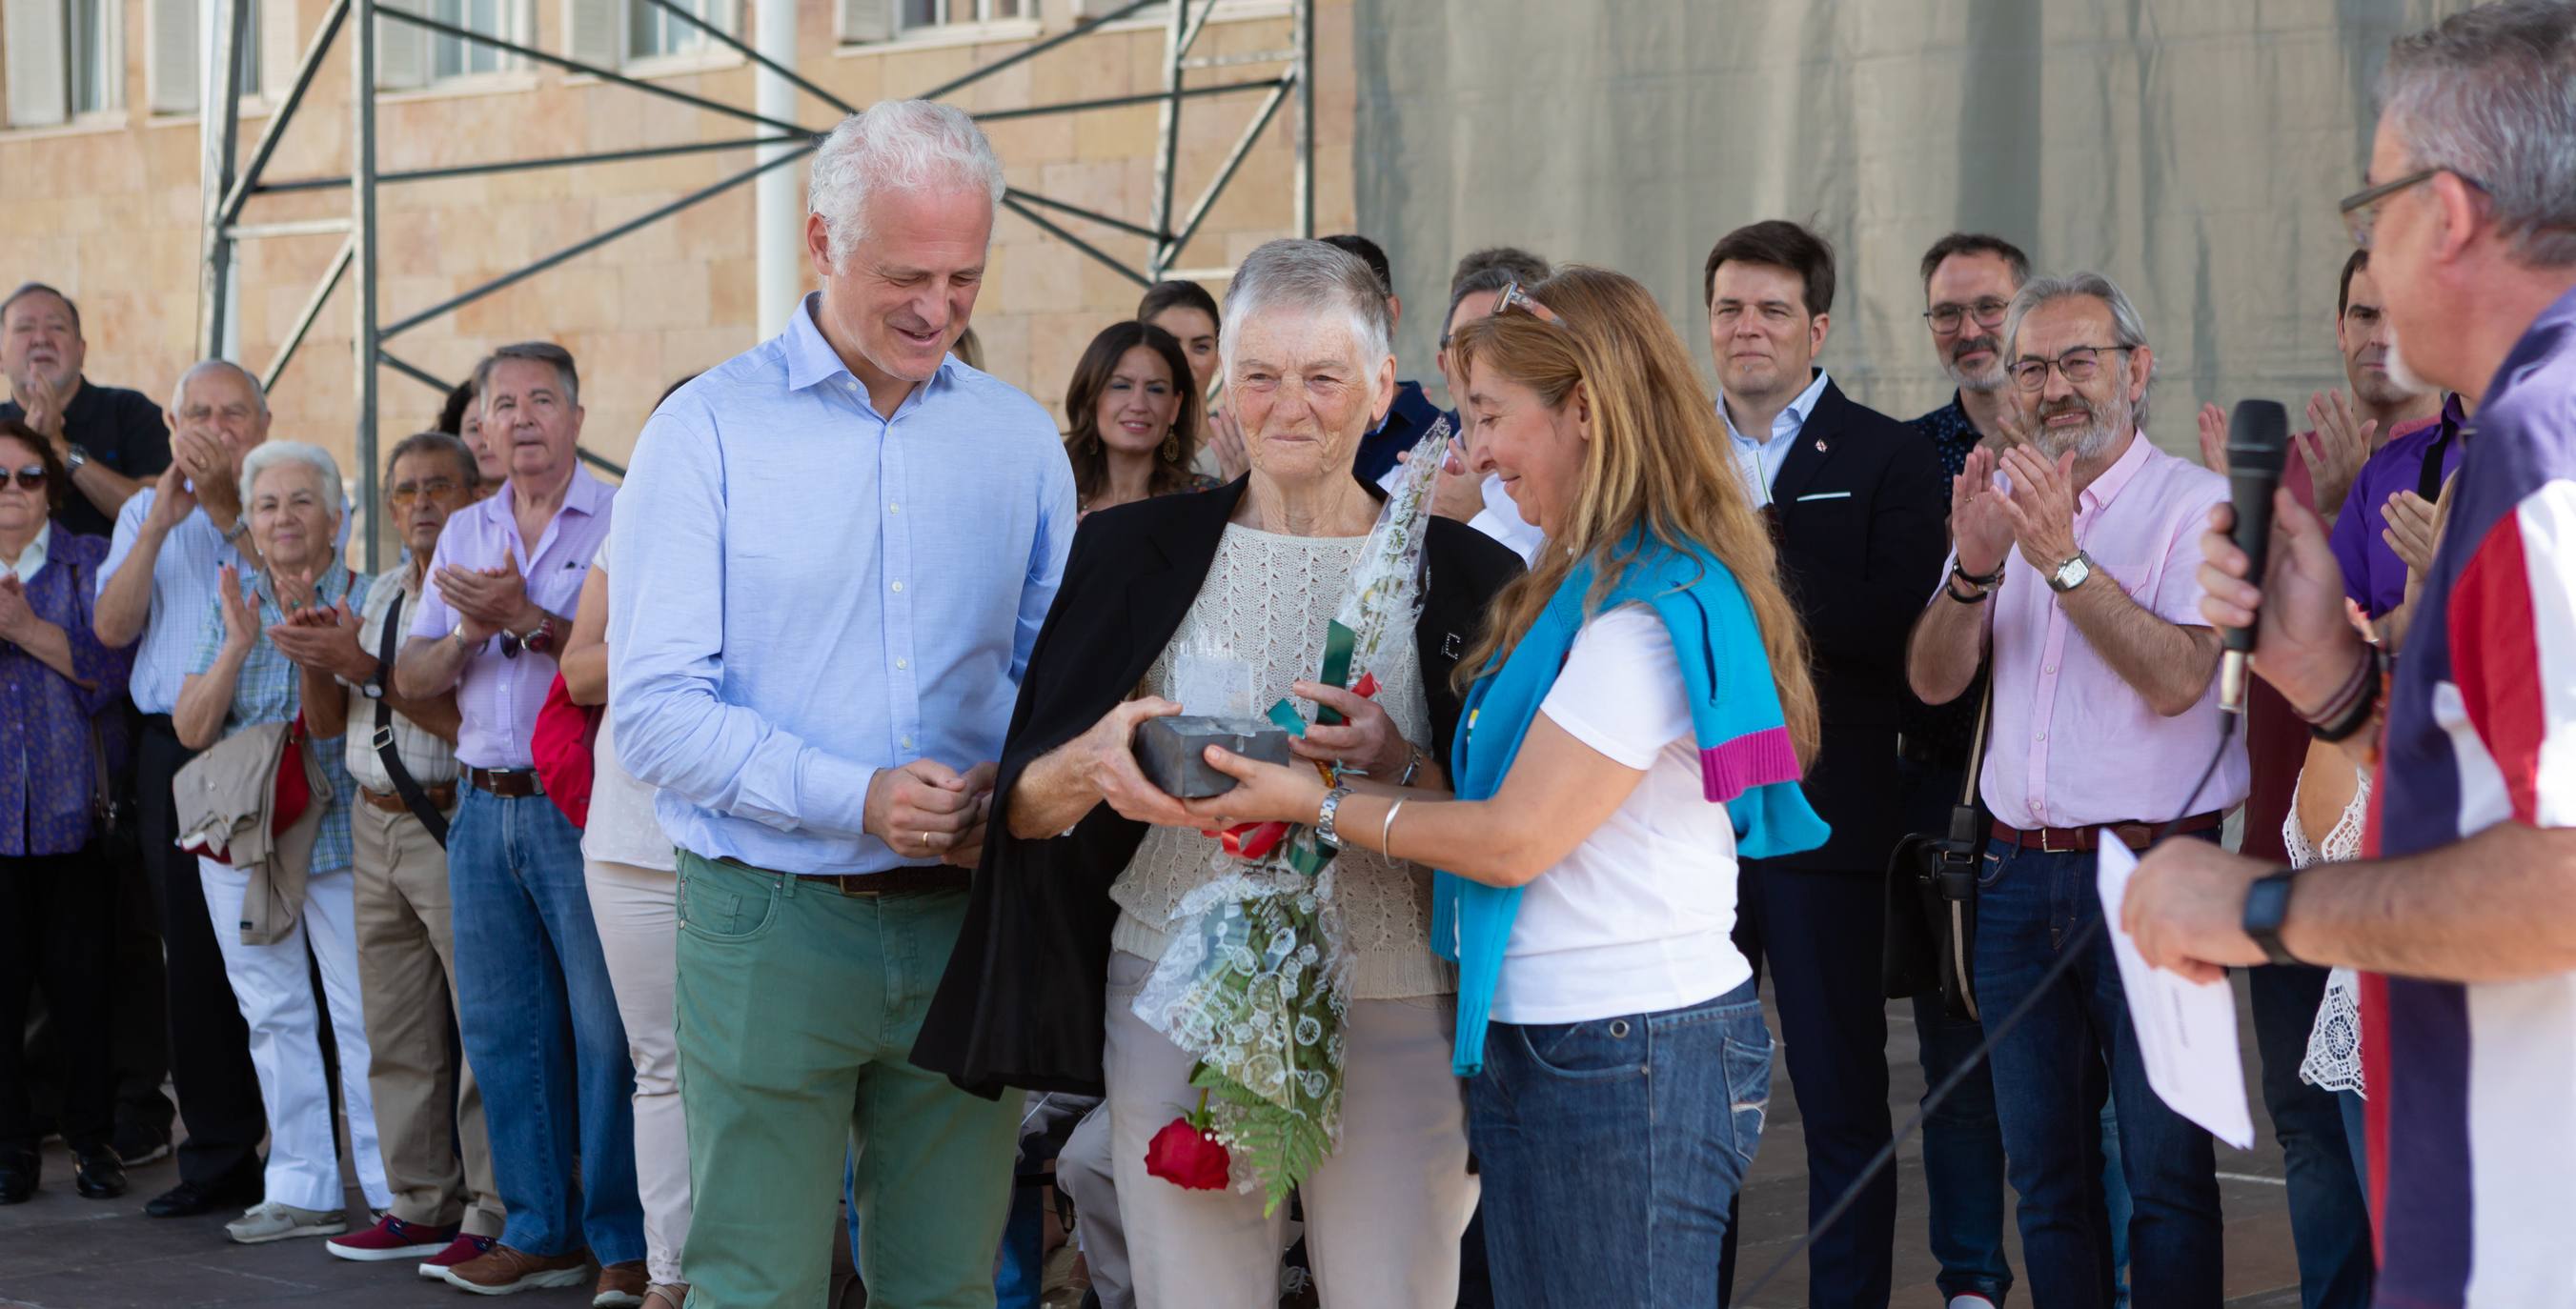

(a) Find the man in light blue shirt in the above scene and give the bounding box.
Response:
[609,99,1074,1309]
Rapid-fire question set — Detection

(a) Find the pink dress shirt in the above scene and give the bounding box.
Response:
[411,467,616,770]
[1939,433,2249,829]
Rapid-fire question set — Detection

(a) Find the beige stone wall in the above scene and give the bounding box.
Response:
[0,0,1354,495]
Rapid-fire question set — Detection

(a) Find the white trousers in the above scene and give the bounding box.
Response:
[1103,950,1477,1309]
[585,858,693,1285]
[196,858,392,1214]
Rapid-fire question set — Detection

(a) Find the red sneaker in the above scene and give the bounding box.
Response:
[328,1214,460,1262]
[417,1232,497,1280]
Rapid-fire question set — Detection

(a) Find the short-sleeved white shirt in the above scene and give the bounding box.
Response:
[1490,604,1751,1025]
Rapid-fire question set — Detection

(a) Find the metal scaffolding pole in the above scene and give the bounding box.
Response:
[199,0,1317,509]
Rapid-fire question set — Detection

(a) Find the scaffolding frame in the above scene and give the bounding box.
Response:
[196,0,1316,568]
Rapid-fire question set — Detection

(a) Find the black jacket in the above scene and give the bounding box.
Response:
[912,479,1524,1098]
[1755,377,1948,873]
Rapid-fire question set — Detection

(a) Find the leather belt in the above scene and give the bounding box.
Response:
[463,767,544,798]
[1990,811,2224,853]
[361,782,456,814]
[803,866,971,897]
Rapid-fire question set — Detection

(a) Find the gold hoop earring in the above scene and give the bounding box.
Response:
[1161,430,1181,463]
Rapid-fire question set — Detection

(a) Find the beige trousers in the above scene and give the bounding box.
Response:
[351,800,503,1234]
[1103,950,1477,1309]
[585,858,693,1286]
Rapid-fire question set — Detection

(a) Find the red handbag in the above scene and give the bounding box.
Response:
[199,713,314,867]
[530,672,601,830]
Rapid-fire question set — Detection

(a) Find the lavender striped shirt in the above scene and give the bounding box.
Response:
[409,468,614,769]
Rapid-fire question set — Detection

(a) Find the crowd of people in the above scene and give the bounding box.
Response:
[3,3,2573,1308]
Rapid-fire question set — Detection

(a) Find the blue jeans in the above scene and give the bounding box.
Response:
[1471,979,1771,1308]
[1974,838,2221,1309]
[449,787,644,1263]
[2248,962,2375,1308]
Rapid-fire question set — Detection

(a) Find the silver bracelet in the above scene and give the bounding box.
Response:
[1379,798,1407,856]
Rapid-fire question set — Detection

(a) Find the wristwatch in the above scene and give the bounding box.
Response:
[356,658,387,700]
[2241,868,2302,966]
[518,614,559,655]
[1315,784,1355,848]
[2047,551,2096,594]
[61,443,91,474]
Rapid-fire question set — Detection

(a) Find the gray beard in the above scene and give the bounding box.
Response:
[2383,333,2433,401]
[2032,405,2125,461]
[1944,338,2009,393]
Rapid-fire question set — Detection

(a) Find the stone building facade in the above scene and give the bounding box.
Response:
[0,0,1355,478]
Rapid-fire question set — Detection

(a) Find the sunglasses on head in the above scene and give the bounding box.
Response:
[3,465,45,491]
[1493,279,1562,325]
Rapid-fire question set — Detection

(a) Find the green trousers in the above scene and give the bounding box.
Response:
[675,852,1017,1308]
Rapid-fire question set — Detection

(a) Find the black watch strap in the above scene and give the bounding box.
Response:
[2241,868,2302,967]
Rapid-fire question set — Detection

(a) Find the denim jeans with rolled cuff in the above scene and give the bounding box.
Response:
[1470,978,1772,1308]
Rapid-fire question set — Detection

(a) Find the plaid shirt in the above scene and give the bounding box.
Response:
[189,561,372,877]
[343,570,460,793]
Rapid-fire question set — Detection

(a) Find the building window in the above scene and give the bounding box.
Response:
[429,0,508,78]
[68,0,118,113]
[898,0,1021,30]
[627,0,722,60]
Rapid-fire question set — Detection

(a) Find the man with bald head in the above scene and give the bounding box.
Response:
[91,359,284,1218]
[0,283,169,538]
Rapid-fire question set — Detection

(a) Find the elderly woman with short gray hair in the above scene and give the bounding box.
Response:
[920,238,1522,1307]
[173,440,393,1247]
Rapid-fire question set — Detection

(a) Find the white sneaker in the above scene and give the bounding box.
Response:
[224,1200,347,1244]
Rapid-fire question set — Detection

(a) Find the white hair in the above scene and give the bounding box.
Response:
[1219,238,1395,382]
[169,358,270,419]
[2381,0,2576,268]
[806,100,1005,263]
[239,441,347,524]
[2001,271,2159,429]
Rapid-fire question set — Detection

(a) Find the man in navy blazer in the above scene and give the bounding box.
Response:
[1703,220,1948,1309]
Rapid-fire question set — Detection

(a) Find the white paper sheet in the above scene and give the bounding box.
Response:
[2095,836,2258,1150]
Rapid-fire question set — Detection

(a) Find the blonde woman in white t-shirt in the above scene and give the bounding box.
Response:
[1195,268,1826,1307]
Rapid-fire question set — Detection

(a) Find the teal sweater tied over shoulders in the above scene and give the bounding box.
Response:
[1430,533,1829,1076]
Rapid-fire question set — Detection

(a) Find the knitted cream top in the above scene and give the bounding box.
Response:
[1109,523,1454,999]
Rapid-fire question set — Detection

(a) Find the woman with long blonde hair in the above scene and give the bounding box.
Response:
[1192,266,1825,1304]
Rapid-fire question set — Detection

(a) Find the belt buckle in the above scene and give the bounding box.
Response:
[371,725,396,752]
[2039,827,2071,854]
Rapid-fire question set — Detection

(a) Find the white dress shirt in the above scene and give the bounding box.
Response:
[1722,367,1833,508]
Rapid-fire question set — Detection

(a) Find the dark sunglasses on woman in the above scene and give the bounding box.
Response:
[4,465,46,491]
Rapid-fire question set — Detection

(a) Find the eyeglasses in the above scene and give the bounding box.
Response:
[2010,345,2131,393]
[387,476,461,510]
[2338,167,2486,249]
[1924,298,2011,334]
[2,465,45,491]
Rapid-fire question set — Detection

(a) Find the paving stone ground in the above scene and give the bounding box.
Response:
[2,984,2313,1307]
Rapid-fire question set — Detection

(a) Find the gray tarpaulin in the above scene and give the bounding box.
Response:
[1354,0,2465,453]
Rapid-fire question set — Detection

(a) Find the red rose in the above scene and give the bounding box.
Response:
[1145,1115,1231,1191]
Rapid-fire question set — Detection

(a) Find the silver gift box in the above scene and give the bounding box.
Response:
[1133,715,1297,798]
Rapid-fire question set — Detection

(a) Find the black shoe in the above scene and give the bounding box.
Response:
[112,1123,172,1168]
[145,1171,262,1218]
[73,1147,127,1199]
[0,1150,35,1205]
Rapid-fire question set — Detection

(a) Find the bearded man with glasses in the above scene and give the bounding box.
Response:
[1907,271,2240,1309]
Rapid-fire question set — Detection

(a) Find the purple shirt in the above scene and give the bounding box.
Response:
[0,529,132,856]
[1937,433,2249,828]
[411,467,615,769]
[2327,396,2464,618]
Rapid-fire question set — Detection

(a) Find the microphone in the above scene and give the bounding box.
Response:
[2219,399,2291,715]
